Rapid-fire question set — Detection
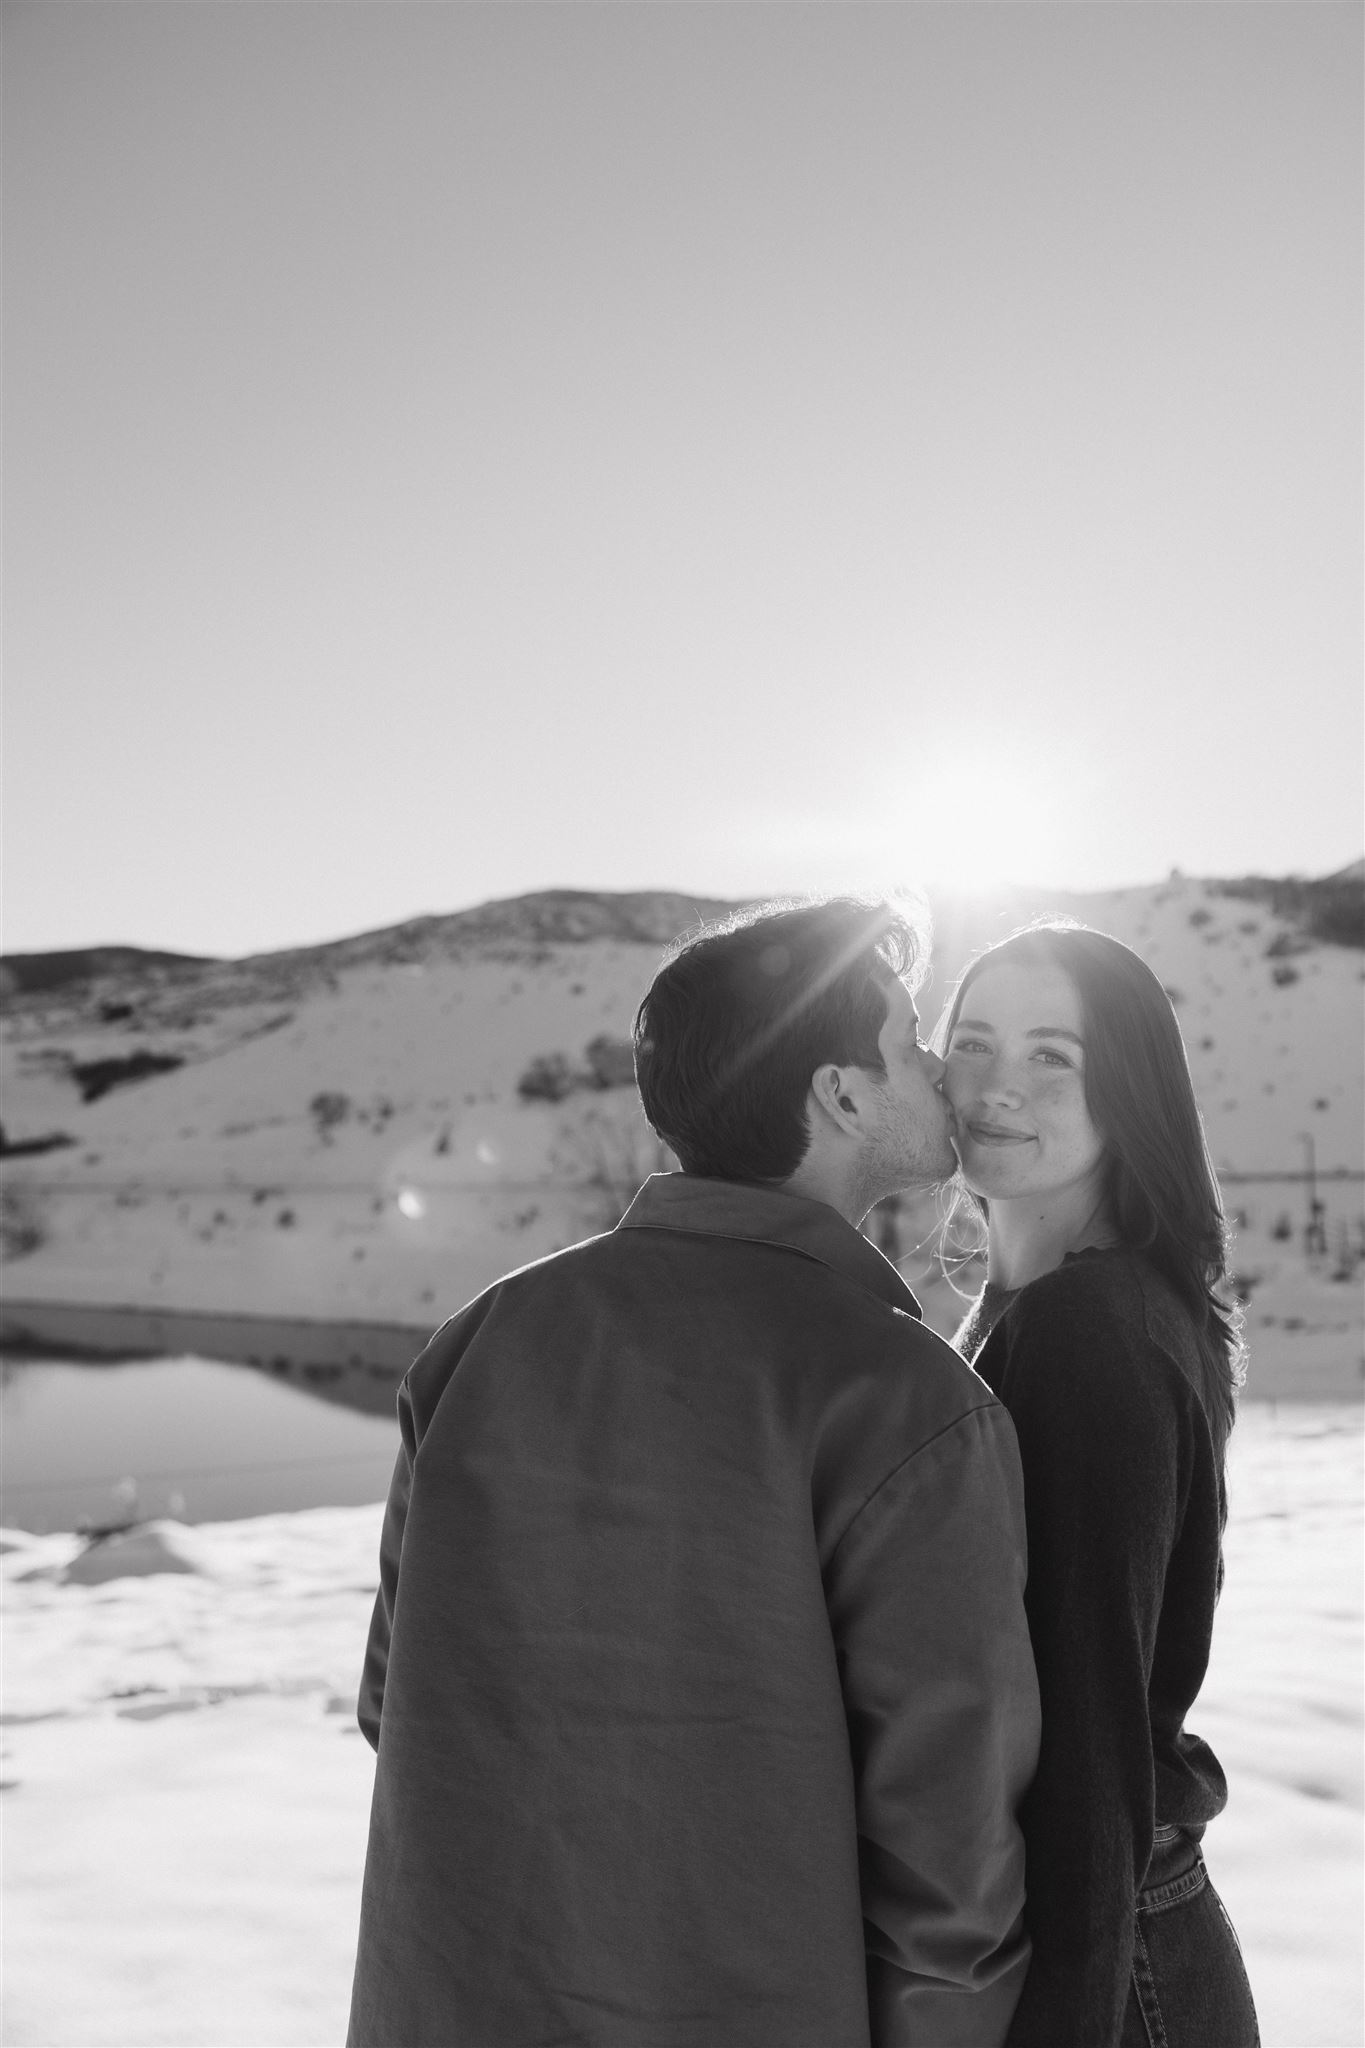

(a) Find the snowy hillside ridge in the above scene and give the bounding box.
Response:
[1207,864,1365,951]
[0,868,1360,1393]
[2,866,1359,1019]
[0,890,749,1017]
[0,945,215,1002]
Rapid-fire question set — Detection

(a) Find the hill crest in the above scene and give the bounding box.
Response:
[4,865,1360,1009]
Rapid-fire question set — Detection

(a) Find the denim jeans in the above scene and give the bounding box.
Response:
[1120,1825,1260,2048]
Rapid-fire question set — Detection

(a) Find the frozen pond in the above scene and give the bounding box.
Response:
[0,1355,401,1532]
[4,1337,1361,1535]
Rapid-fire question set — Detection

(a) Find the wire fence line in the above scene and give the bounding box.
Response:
[8,1168,1363,1194]
[1218,1170,1365,1184]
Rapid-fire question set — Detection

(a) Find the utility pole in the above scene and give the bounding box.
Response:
[1302,1132,1328,1258]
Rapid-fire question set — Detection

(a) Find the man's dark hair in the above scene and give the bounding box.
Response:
[633,897,925,1184]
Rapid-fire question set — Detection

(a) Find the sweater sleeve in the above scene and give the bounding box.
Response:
[823,1402,1041,2048]
[984,1284,1193,2048]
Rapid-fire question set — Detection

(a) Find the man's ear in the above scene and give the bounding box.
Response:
[809,1064,864,1135]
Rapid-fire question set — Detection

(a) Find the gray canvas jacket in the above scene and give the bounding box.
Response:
[348,1174,1039,2048]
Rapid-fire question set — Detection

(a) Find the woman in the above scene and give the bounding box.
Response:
[939,921,1259,2048]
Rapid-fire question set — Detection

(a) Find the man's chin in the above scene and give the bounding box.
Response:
[934,1132,965,1182]
[894,1149,960,1194]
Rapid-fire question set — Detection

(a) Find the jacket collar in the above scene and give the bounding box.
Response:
[618,1173,922,1321]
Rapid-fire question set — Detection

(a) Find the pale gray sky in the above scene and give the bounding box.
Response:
[4,2,1361,956]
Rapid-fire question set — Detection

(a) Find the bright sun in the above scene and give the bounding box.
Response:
[907,760,1066,894]
[789,760,1070,900]
[760,747,1087,903]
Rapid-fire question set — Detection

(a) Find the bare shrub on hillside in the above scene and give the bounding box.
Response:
[0,1185,46,1259]
[517,1053,576,1103]
[1214,871,1365,950]
[1265,931,1312,960]
[520,1040,636,1101]
[583,1034,636,1089]
[309,1091,352,1140]
[71,1050,185,1103]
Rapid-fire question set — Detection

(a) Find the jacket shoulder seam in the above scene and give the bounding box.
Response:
[826,1399,1002,1567]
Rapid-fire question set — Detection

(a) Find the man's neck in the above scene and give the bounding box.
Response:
[985,1184,1118,1292]
[781,1157,942,1232]
[778,1157,864,1227]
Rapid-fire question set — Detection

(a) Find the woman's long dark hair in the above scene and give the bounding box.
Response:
[939,922,1245,1462]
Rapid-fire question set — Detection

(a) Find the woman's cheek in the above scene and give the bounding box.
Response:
[1034,1071,1080,1108]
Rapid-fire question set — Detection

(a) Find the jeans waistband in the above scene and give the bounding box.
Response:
[1140,1823,1207,1909]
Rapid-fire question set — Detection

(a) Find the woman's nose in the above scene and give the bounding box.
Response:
[981,1068,1025,1107]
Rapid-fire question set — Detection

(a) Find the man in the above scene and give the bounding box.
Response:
[347,898,1039,2048]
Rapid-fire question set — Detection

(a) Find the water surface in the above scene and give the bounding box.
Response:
[1,1355,400,1532]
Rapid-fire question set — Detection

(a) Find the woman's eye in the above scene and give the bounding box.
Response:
[1035,1048,1073,1068]
[950,1037,989,1055]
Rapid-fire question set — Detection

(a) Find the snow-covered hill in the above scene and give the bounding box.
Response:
[2,873,1361,1391]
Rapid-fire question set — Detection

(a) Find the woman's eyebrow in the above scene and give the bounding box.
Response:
[951,1018,1085,1046]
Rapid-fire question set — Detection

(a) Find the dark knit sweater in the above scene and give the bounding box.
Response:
[959,1248,1229,2048]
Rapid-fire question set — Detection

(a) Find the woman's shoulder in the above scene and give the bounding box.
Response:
[990,1249,1200,1419]
[1004,1246,1147,1340]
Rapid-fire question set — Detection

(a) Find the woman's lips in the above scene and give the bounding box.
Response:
[964,1122,1035,1146]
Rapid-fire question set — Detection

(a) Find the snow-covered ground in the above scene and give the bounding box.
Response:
[3,1402,1361,2048]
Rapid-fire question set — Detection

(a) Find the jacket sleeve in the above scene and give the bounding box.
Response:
[356,1372,419,1751]
[989,1296,1193,2048]
[355,1302,493,1749]
[823,1401,1040,2048]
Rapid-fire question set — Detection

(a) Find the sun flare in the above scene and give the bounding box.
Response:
[784,754,1073,903]
[909,759,1067,895]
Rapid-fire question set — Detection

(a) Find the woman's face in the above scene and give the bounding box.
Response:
[943,959,1107,1203]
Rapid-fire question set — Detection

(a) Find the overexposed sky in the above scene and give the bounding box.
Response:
[4,2,1361,957]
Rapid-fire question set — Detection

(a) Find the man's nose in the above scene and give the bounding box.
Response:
[923,1048,946,1085]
